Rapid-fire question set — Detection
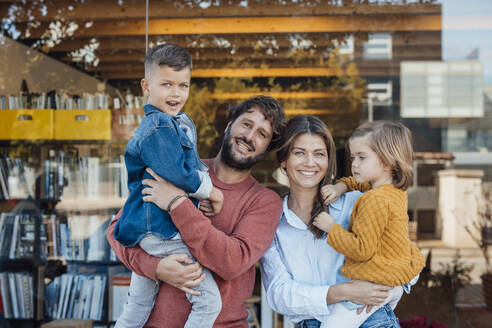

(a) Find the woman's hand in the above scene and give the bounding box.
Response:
[321,183,347,205]
[155,254,205,296]
[327,279,391,313]
[313,212,335,233]
[142,168,187,211]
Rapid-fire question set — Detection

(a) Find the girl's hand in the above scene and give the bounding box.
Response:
[199,199,214,217]
[142,167,186,211]
[312,212,335,233]
[208,187,224,216]
[321,183,347,205]
[199,188,224,217]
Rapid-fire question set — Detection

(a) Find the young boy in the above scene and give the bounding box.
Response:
[113,43,223,328]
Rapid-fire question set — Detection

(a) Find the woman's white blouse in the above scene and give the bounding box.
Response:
[260,191,362,323]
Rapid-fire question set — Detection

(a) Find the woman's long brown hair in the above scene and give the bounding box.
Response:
[276,115,337,238]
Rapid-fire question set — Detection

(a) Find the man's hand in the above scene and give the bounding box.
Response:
[312,212,336,233]
[321,182,347,205]
[142,167,186,211]
[155,254,206,296]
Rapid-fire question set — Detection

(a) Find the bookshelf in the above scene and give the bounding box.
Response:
[0,91,134,327]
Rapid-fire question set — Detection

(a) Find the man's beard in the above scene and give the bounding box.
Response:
[220,125,267,171]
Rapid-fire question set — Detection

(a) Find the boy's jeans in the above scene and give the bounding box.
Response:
[115,235,221,328]
[297,304,401,328]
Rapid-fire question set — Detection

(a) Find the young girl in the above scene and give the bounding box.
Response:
[313,121,425,328]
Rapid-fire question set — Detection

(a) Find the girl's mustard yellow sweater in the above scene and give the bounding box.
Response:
[327,177,425,286]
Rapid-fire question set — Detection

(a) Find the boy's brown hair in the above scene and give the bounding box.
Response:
[144,43,192,78]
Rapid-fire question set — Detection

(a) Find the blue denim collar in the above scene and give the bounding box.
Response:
[143,103,161,115]
[143,104,186,120]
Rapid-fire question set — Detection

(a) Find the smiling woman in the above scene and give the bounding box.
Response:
[275,115,336,237]
[280,133,329,191]
[260,115,398,328]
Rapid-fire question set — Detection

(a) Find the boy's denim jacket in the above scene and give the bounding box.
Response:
[114,104,210,247]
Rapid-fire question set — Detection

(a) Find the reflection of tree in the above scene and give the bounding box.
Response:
[187,46,365,157]
[2,0,438,71]
[183,85,218,158]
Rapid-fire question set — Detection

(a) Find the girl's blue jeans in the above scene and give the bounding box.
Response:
[297,304,401,328]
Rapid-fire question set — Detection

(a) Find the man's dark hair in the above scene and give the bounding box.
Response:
[226,95,285,151]
[144,43,192,77]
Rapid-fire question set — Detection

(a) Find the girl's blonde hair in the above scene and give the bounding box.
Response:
[348,121,413,190]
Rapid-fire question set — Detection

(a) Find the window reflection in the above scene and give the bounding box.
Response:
[0,0,490,179]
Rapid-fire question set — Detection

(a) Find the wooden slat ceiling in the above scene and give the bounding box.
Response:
[0,0,443,20]
[49,32,442,52]
[1,0,442,82]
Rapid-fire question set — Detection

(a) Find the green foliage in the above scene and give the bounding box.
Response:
[428,250,473,297]
[183,85,218,157]
[183,44,367,158]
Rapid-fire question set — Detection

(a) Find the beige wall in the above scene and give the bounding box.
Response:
[437,169,484,247]
[0,36,116,96]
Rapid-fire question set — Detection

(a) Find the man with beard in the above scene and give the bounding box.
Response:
[107,95,285,328]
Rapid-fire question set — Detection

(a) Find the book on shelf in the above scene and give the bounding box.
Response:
[0,273,11,318]
[0,156,10,201]
[0,213,14,258]
[110,272,130,322]
[0,213,47,260]
[16,215,37,259]
[0,152,128,203]
[87,157,100,200]
[46,271,107,321]
[39,150,66,201]
[0,155,36,201]
[15,273,26,318]
[0,282,3,315]
[0,90,111,110]
[1,212,116,263]
[0,272,34,319]
[42,214,111,263]
[61,155,128,201]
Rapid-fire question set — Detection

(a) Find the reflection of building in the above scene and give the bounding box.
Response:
[3,1,443,140]
[3,1,492,326]
[3,0,450,238]
[401,61,483,119]
[451,84,492,179]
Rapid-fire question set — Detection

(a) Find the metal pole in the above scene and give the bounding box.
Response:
[145,0,149,54]
[261,282,273,327]
[368,96,373,122]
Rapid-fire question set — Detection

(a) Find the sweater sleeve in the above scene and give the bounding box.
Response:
[107,209,161,281]
[327,192,389,262]
[170,190,282,281]
[336,176,372,192]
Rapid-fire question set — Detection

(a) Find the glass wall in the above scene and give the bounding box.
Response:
[1,0,491,326]
[2,1,490,175]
